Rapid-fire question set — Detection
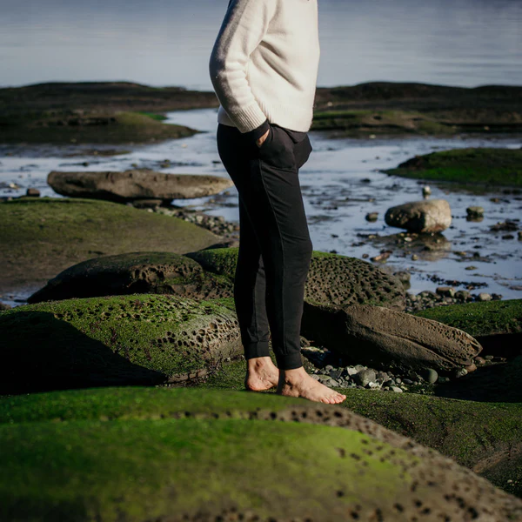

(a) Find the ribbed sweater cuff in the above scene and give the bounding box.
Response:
[231,101,269,135]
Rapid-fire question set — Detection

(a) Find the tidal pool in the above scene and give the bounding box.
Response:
[0,107,521,306]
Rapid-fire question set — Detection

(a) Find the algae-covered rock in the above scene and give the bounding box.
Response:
[0,197,221,292]
[301,303,482,372]
[384,147,522,187]
[1,388,521,521]
[48,169,233,202]
[0,294,241,394]
[415,299,522,358]
[200,360,522,499]
[185,248,405,310]
[28,252,233,303]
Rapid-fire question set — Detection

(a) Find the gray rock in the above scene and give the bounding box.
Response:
[385,199,452,233]
[353,369,377,386]
[422,368,439,384]
[47,169,234,202]
[391,386,403,393]
[300,304,483,373]
[477,293,492,302]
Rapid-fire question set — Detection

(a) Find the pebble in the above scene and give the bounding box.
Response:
[466,206,484,218]
[477,293,492,302]
[391,386,403,393]
[365,212,379,222]
[353,369,376,386]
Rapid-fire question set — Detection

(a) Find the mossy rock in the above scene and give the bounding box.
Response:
[0,109,199,144]
[0,294,241,394]
[185,248,405,310]
[28,252,233,303]
[1,388,521,521]
[0,197,220,292]
[384,147,522,187]
[415,299,522,358]
[199,360,522,499]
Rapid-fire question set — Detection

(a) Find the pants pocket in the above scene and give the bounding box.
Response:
[257,123,296,170]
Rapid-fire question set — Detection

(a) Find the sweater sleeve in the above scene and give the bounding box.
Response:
[209,0,276,135]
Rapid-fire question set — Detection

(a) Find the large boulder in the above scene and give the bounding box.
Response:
[301,303,482,372]
[0,197,221,292]
[186,248,406,310]
[28,252,233,303]
[385,199,452,233]
[1,388,521,521]
[47,169,233,202]
[0,294,241,394]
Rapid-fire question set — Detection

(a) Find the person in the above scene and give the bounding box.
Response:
[209,0,346,404]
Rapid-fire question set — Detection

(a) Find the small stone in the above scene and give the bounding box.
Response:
[411,254,419,261]
[455,368,468,378]
[26,188,40,197]
[466,206,484,219]
[346,366,358,376]
[403,378,414,385]
[477,293,492,302]
[353,369,377,387]
[366,212,379,222]
[436,286,456,297]
[422,186,431,197]
[391,386,403,393]
[465,266,478,271]
[421,368,438,384]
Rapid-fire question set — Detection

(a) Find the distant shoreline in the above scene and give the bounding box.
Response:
[1,80,521,144]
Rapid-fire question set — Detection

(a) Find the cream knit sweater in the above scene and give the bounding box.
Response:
[209,0,320,138]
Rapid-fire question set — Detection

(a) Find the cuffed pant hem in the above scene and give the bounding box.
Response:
[244,341,271,360]
[275,352,303,371]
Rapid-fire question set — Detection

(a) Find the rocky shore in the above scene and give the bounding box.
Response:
[1,95,522,518]
[1,81,521,144]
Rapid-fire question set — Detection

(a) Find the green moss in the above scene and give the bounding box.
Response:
[0,294,241,394]
[311,109,453,137]
[199,359,522,497]
[0,387,307,424]
[384,148,522,187]
[0,109,197,144]
[0,197,219,291]
[414,299,522,337]
[0,417,417,521]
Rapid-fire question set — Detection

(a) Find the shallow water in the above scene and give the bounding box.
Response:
[2,0,522,88]
[1,108,521,306]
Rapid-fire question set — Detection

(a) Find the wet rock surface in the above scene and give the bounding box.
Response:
[385,199,452,233]
[27,252,234,303]
[47,169,233,202]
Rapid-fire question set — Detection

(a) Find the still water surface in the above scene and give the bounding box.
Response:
[1,0,521,89]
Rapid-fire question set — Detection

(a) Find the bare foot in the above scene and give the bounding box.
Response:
[244,356,280,392]
[276,366,346,404]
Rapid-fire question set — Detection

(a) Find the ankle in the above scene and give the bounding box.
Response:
[279,366,307,385]
[247,356,274,370]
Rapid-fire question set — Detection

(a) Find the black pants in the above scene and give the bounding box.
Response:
[216,121,314,370]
